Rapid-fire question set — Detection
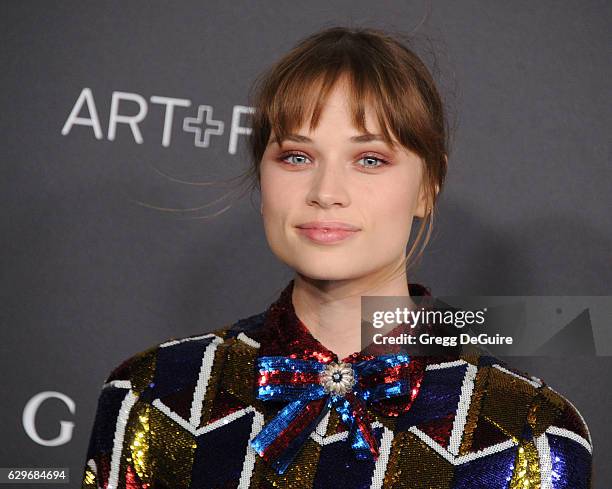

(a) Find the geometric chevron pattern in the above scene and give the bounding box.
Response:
[80,282,593,489]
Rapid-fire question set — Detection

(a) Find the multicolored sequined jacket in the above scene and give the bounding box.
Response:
[80,279,593,488]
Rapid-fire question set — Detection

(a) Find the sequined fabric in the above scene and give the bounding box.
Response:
[80,279,593,488]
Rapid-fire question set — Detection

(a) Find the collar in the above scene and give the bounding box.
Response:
[256,278,435,417]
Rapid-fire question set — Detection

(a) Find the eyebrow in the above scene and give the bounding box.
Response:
[269,133,388,146]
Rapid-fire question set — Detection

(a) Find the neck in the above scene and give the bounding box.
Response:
[291,260,417,360]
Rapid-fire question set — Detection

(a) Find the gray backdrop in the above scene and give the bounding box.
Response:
[1,1,610,487]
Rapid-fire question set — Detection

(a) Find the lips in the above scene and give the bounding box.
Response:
[295,221,361,244]
[296,221,360,231]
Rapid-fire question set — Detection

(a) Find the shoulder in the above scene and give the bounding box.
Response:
[461,353,592,454]
[103,311,268,396]
[82,315,268,484]
[410,353,593,487]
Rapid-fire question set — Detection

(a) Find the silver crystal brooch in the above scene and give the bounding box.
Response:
[319,361,356,396]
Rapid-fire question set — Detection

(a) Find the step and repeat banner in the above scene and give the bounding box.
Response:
[2,1,610,487]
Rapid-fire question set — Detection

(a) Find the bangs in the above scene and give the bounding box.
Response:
[247,26,446,186]
[266,65,401,151]
[253,42,423,150]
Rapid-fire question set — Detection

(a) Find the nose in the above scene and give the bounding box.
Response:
[305,161,350,208]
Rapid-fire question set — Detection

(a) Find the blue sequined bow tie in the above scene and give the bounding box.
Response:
[249,353,414,475]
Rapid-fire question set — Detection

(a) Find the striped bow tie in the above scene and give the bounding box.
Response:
[250,353,416,475]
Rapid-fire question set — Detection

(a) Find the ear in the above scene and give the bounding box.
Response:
[414,183,428,219]
[414,182,440,219]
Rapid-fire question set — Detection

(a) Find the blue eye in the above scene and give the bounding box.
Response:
[280,152,310,166]
[277,152,391,168]
[359,155,390,168]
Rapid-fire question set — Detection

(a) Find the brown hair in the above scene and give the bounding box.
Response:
[244,25,452,276]
[137,25,455,285]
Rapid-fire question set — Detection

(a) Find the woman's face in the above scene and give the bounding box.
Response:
[259,79,428,282]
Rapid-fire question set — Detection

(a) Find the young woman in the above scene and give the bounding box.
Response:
[80,26,592,488]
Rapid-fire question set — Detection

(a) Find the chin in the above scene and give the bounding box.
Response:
[271,241,374,280]
[291,260,367,282]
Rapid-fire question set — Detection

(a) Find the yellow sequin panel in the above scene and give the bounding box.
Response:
[121,401,153,487]
[106,345,158,394]
[218,338,258,406]
[148,403,198,489]
[528,386,566,437]
[382,431,453,489]
[328,407,349,435]
[80,466,96,488]
[368,407,398,434]
[509,441,541,489]
[480,366,537,440]
[459,350,482,367]
[255,437,321,488]
[128,348,158,395]
[130,409,150,479]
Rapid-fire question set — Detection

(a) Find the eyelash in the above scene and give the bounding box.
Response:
[278,151,391,169]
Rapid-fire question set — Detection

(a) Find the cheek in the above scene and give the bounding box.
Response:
[366,176,418,230]
[260,168,301,233]
[260,166,288,214]
[261,184,295,219]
